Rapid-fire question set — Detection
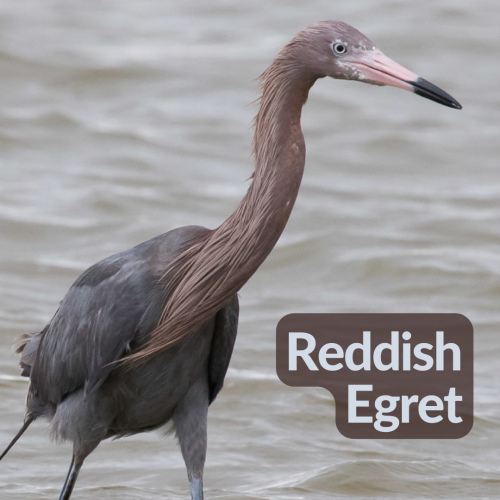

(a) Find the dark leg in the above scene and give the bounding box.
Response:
[50,389,111,500]
[59,455,84,500]
[0,417,34,461]
[59,456,74,497]
[173,379,209,500]
[58,437,100,500]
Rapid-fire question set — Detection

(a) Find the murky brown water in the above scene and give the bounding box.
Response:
[0,1,499,498]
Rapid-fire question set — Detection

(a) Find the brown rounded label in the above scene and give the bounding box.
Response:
[276,314,473,439]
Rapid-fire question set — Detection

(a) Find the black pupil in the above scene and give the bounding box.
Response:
[335,44,345,53]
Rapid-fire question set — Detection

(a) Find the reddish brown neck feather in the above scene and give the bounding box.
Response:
[126,45,317,364]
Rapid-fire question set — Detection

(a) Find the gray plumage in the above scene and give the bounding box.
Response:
[15,226,239,500]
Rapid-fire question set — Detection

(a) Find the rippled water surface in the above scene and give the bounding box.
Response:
[0,1,499,499]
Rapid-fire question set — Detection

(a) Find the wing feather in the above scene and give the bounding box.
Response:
[29,225,211,405]
[208,294,239,404]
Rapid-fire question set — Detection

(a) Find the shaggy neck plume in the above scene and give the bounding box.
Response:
[229,57,315,265]
[127,48,317,364]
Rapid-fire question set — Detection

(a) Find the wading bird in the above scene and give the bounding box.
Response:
[0,21,461,500]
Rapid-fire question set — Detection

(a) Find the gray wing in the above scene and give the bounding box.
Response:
[208,294,239,405]
[30,225,210,406]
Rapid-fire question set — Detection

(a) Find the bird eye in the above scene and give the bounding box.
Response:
[332,43,347,55]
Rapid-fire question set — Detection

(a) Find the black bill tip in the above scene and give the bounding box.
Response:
[411,77,462,110]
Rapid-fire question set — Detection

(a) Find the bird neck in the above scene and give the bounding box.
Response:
[225,59,316,267]
[129,56,317,363]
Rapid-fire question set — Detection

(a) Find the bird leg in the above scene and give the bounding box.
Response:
[189,476,204,500]
[59,455,84,500]
[173,379,208,500]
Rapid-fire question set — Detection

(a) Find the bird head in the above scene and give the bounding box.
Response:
[293,21,462,109]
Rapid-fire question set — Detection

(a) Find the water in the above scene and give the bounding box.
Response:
[0,0,499,498]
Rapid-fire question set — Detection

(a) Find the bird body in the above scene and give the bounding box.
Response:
[16,225,239,499]
[1,20,461,500]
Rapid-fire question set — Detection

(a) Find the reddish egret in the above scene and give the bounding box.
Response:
[0,21,461,500]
